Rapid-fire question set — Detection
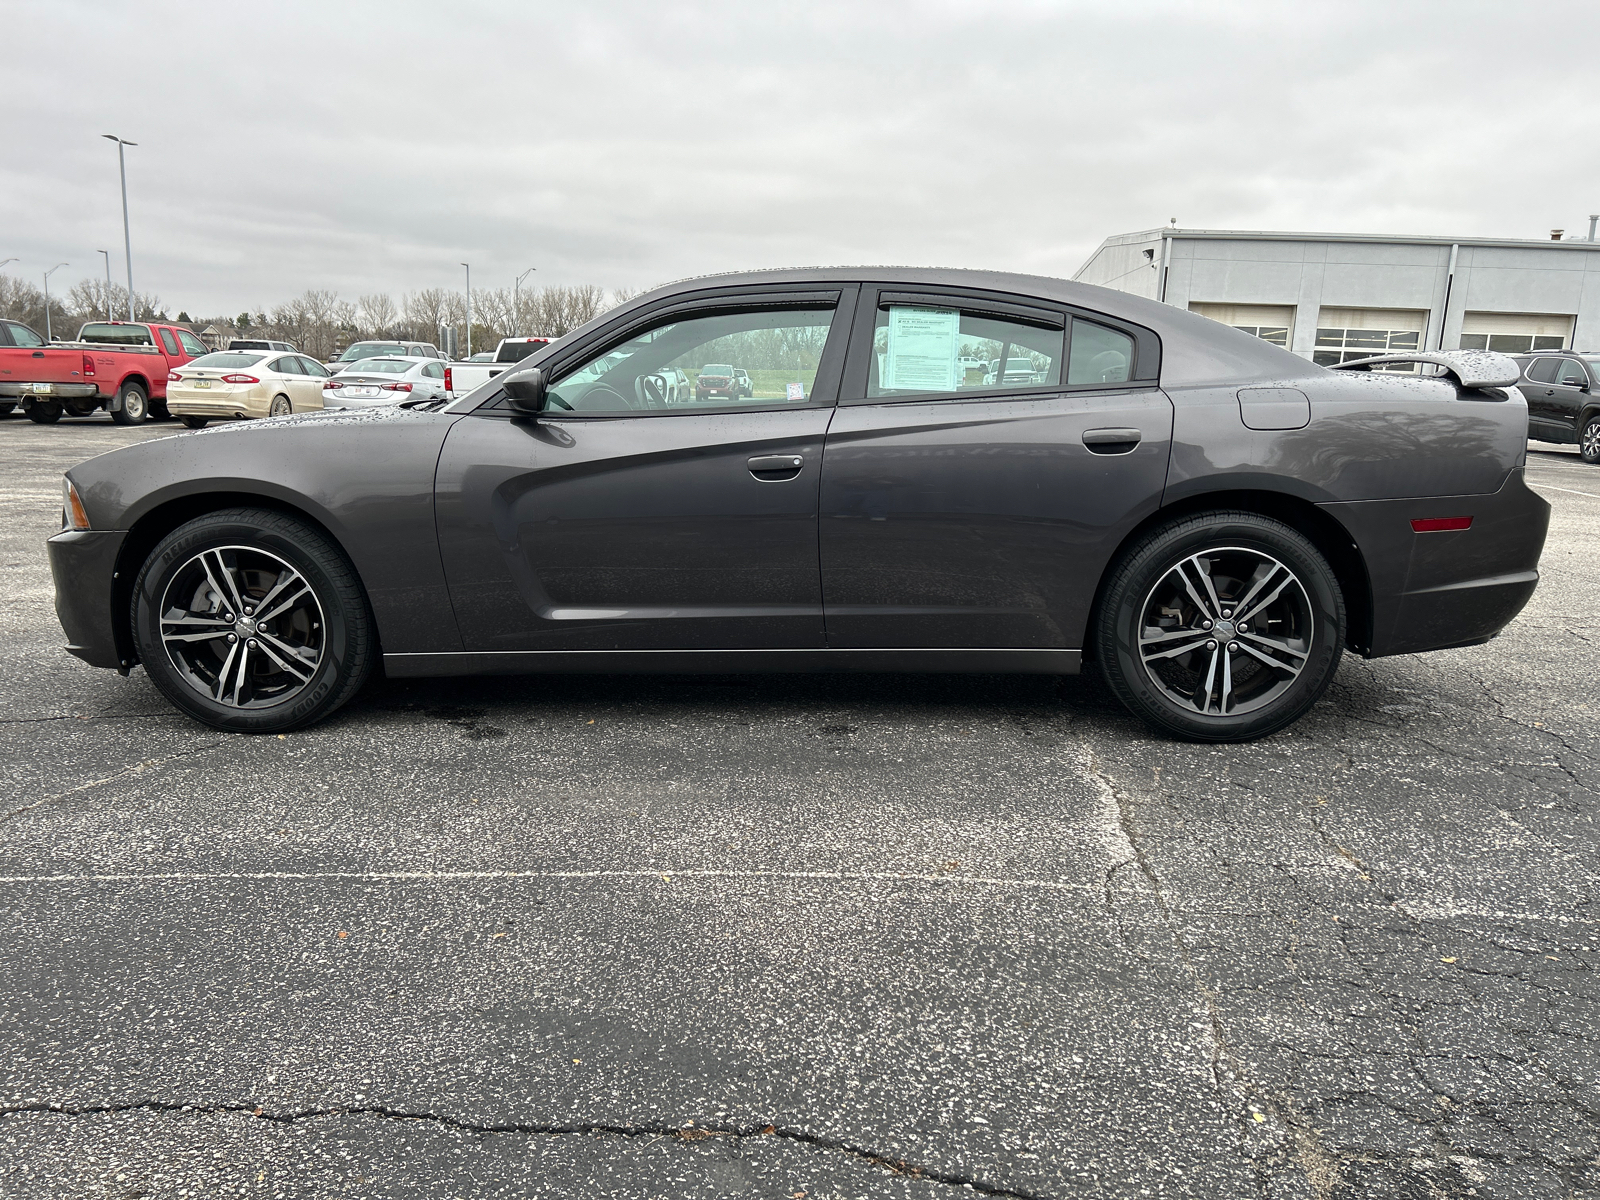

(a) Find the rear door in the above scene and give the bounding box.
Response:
[819,286,1172,650]
[435,288,855,652]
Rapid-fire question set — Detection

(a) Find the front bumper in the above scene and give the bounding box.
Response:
[1322,469,1551,658]
[47,529,130,671]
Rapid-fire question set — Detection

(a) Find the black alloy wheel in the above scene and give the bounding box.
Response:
[1582,415,1600,465]
[1096,511,1345,742]
[26,401,62,425]
[111,381,148,425]
[131,508,376,733]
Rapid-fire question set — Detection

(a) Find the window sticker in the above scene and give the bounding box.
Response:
[786,382,806,402]
[883,307,959,392]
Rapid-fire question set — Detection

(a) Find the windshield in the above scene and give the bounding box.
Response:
[343,358,412,375]
[338,343,406,361]
[700,364,733,376]
[79,323,152,345]
[186,352,268,370]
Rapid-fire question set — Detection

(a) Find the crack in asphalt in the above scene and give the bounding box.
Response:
[0,1101,1050,1198]
[2,743,228,826]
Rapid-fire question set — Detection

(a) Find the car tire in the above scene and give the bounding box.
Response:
[1581,415,1600,465]
[0,401,15,416]
[111,381,148,425]
[180,416,209,429]
[270,395,293,417]
[1095,511,1344,742]
[131,507,377,733]
[151,398,171,421]
[26,401,62,425]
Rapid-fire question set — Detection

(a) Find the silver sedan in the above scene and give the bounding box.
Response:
[319,357,450,409]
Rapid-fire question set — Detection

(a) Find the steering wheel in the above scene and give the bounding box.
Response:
[635,374,668,409]
[573,384,638,412]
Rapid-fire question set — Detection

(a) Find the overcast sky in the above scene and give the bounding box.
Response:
[4,0,1596,316]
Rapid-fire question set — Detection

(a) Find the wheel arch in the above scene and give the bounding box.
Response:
[1086,489,1374,661]
[111,491,360,669]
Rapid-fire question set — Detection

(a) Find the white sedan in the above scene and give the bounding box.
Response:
[320,357,451,409]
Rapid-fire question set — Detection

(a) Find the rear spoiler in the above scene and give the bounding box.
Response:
[1328,350,1520,389]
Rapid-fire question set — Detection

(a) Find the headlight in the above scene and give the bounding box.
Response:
[63,478,91,530]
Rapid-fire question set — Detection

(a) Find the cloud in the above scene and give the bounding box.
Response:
[2,0,1594,315]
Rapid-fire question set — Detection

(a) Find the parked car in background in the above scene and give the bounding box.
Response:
[464,352,494,362]
[0,320,207,424]
[321,357,450,409]
[983,357,1042,387]
[695,363,737,402]
[441,336,557,396]
[732,368,753,398]
[0,319,49,415]
[229,339,298,352]
[49,266,1548,743]
[327,340,440,372]
[166,351,329,427]
[1514,350,1600,464]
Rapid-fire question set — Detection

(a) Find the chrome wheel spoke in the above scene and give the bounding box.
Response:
[1173,559,1219,620]
[230,642,251,706]
[255,631,315,681]
[162,629,232,645]
[1232,563,1282,623]
[1235,637,1303,675]
[254,566,305,617]
[212,640,240,703]
[258,584,311,625]
[1237,574,1295,626]
[1141,630,1212,662]
[1239,630,1309,663]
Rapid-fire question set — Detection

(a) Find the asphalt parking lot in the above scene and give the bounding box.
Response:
[2,414,1596,1199]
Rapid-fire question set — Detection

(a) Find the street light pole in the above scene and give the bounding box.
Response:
[460,263,471,358]
[98,250,112,320]
[102,135,137,320]
[514,267,536,335]
[43,263,68,342]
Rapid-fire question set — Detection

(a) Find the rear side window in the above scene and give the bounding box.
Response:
[159,328,181,355]
[1524,358,1559,383]
[269,356,299,374]
[424,362,446,379]
[299,357,329,377]
[867,305,1063,399]
[1068,319,1135,385]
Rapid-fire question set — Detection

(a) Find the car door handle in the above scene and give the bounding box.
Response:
[1082,428,1142,454]
[748,454,805,480]
[32,351,45,358]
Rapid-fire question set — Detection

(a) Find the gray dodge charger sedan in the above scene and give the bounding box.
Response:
[48,269,1549,742]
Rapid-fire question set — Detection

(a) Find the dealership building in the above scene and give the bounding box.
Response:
[1074,225,1600,366]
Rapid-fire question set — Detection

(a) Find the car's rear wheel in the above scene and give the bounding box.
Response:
[1096,511,1344,742]
[111,382,148,425]
[0,401,15,416]
[1581,415,1600,465]
[26,401,62,424]
[270,395,293,417]
[131,508,376,733]
[180,416,209,429]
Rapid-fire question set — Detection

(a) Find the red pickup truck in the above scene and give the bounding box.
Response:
[0,320,210,425]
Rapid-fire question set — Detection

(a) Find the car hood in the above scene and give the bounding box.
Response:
[66,406,465,532]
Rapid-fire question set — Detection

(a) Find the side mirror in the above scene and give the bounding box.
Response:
[502,367,548,414]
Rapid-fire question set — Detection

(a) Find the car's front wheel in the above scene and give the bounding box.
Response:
[1095,511,1344,742]
[131,508,376,733]
[180,416,208,429]
[1581,415,1600,465]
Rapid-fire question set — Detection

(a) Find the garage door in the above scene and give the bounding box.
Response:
[1188,303,1294,348]
[1458,312,1571,353]
[1313,307,1428,371]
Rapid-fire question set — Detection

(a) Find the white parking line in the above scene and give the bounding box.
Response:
[0,867,1096,892]
[1529,482,1600,500]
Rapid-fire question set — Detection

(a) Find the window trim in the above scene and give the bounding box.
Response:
[468,284,859,420]
[838,285,1160,407]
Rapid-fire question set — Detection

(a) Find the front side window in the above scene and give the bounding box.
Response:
[867,306,1063,399]
[546,307,835,414]
[7,321,44,347]
[177,329,206,356]
[1556,359,1589,387]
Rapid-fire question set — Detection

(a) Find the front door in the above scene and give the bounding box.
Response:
[1550,357,1591,441]
[819,289,1172,650]
[435,292,854,651]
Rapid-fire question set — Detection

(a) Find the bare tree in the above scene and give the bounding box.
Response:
[358,293,398,337]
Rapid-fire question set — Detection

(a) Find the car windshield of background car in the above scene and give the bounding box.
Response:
[868,307,1062,398]
[546,309,834,413]
[187,352,269,370]
[80,323,153,345]
[339,343,406,360]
